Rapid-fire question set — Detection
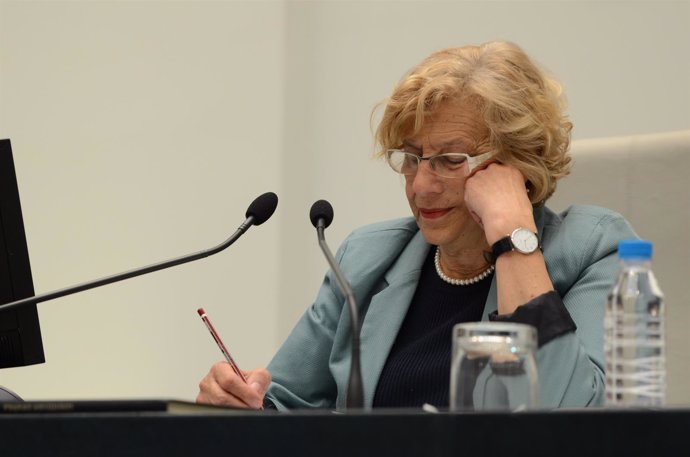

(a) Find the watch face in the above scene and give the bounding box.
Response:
[511,228,539,254]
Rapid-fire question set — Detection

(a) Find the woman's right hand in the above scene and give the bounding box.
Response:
[196,362,272,410]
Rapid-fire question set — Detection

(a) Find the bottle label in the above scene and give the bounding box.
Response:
[604,313,665,405]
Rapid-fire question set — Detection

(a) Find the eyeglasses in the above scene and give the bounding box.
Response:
[385,149,494,178]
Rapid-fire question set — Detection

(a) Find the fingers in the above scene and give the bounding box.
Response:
[196,362,271,410]
[196,362,243,407]
[466,162,529,204]
[464,162,536,243]
[465,156,500,178]
[246,368,272,397]
[468,161,522,184]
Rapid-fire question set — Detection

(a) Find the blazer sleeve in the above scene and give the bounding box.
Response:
[264,247,348,410]
[535,206,638,408]
[264,219,419,410]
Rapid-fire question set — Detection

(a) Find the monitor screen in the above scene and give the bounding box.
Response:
[0,139,45,368]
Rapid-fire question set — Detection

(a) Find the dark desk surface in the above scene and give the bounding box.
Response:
[1,407,688,456]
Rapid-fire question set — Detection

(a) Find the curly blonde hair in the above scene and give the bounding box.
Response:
[375,41,572,204]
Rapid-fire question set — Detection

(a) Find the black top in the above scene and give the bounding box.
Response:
[373,248,493,408]
[371,246,576,409]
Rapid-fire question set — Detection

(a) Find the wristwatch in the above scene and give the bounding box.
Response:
[491,227,540,259]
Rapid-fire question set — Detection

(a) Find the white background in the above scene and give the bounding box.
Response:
[1,0,688,402]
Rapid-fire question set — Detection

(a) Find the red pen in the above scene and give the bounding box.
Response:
[197,308,248,383]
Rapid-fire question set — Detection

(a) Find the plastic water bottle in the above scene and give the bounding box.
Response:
[604,240,665,407]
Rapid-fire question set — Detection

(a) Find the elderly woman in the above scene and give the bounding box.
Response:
[197,41,636,410]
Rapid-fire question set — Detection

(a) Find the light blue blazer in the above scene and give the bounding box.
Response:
[266,205,637,410]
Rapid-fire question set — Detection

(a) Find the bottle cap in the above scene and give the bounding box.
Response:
[618,239,652,260]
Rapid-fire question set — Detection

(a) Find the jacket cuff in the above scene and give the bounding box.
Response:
[263,397,278,410]
[488,290,576,347]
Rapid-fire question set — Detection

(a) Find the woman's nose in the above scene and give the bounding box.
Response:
[411,160,443,193]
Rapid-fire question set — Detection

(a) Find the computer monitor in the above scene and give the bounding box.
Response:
[0,139,45,368]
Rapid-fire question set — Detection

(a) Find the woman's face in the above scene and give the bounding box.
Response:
[403,98,492,250]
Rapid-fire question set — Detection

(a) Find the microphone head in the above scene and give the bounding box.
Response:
[246,192,278,226]
[309,199,334,228]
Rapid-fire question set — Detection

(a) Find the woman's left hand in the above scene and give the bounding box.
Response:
[463,162,536,245]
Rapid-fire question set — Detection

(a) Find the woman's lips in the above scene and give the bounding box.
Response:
[419,208,451,219]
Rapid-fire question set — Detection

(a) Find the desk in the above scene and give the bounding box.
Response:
[1,408,687,456]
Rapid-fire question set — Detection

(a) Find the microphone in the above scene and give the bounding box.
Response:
[0,192,278,312]
[309,199,364,409]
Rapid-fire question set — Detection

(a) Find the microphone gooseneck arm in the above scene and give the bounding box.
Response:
[314,217,364,410]
[0,192,278,312]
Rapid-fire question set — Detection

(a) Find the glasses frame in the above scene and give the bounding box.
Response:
[385,149,495,178]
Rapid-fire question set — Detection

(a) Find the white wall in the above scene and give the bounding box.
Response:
[0,1,286,399]
[1,0,689,403]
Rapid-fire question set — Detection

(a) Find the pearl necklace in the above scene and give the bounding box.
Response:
[434,247,495,286]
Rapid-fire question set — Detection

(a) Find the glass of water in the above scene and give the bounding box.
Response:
[450,322,538,412]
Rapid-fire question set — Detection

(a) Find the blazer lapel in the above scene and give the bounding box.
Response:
[359,231,429,407]
[358,208,549,407]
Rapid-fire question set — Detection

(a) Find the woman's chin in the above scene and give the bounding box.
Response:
[416,217,481,249]
[417,225,449,247]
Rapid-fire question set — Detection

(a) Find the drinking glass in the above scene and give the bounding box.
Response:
[450,322,538,412]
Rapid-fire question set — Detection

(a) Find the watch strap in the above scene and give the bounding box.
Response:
[491,236,514,259]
